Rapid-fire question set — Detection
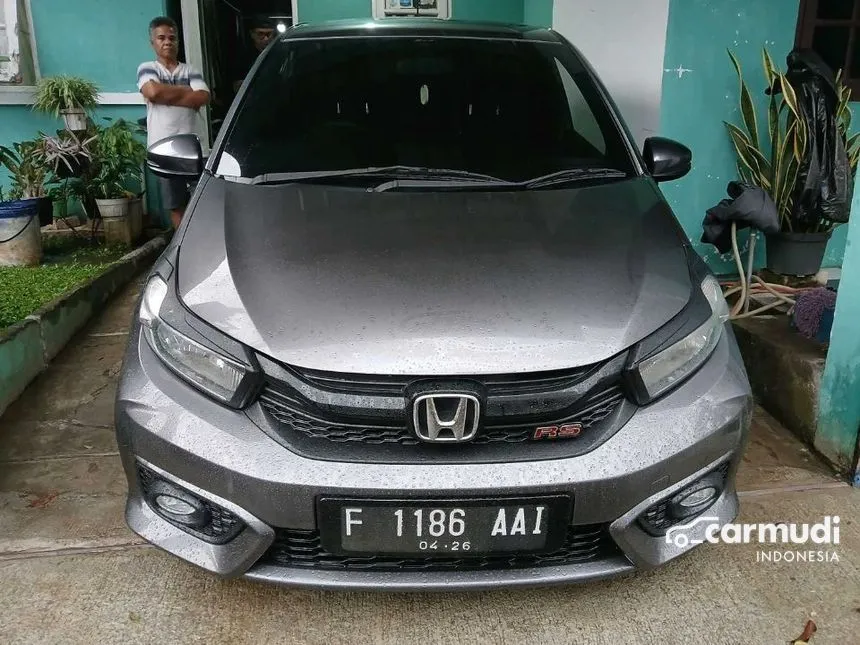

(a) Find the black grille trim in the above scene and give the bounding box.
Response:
[288,363,601,397]
[259,384,625,446]
[137,464,246,544]
[259,524,622,572]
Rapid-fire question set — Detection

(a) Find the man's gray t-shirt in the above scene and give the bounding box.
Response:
[137,61,209,147]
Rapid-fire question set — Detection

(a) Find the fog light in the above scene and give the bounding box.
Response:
[677,486,717,508]
[668,472,724,520]
[639,464,730,536]
[155,494,196,516]
[145,480,209,528]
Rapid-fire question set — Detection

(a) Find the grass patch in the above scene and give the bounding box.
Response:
[0,242,128,329]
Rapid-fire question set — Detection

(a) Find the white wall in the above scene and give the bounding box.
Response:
[552,0,670,148]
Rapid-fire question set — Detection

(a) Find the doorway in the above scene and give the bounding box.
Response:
[189,0,295,141]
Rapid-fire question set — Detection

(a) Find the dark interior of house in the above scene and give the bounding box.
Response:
[165,0,295,138]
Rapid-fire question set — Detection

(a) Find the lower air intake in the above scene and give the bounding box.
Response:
[259,524,622,572]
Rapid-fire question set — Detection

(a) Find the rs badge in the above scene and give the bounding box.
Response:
[532,423,583,441]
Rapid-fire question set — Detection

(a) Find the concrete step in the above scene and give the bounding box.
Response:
[737,408,843,493]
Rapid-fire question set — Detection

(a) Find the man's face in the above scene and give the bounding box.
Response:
[151,25,179,61]
[250,28,274,52]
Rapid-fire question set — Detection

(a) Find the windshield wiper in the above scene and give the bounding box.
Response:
[523,168,628,189]
[372,175,516,193]
[248,165,509,186]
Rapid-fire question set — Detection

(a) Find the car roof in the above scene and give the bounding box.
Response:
[283,18,563,43]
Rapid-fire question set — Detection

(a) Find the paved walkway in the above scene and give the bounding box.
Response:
[0,275,858,644]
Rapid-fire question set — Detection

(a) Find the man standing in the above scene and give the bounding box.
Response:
[137,16,210,230]
[232,16,276,92]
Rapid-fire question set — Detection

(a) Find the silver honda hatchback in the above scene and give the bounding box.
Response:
[116,19,752,590]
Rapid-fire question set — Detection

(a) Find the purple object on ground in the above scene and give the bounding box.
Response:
[793,287,837,340]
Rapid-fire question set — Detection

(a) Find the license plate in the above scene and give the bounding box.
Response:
[318,496,572,556]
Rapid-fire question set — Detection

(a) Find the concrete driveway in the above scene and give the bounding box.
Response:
[1,276,858,644]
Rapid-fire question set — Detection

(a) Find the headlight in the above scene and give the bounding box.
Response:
[634,275,729,401]
[139,275,252,405]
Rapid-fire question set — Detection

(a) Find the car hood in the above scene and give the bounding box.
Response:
[177,176,692,375]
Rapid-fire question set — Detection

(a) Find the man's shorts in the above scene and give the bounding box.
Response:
[158,176,191,211]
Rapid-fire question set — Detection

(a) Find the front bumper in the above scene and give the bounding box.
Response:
[115,323,752,591]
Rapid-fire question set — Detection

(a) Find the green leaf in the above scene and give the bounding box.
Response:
[847,133,860,173]
[774,120,796,208]
[769,92,779,185]
[725,122,771,190]
[840,87,853,133]
[779,149,800,229]
[837,85,851,128]
[729,50,760,147]
[762,47,779,89]
[780,74,802,121]
[786,113,803,164]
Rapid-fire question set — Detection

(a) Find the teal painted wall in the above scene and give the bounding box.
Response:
[452,0,522,23]
[29,0,163,93]
[297,0,371,23]
[0,0,161,216]
[818,173,860,475]
[524,0,554,28]
[659,0,849,272]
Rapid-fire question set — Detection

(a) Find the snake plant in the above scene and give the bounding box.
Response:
[725,48,860,231]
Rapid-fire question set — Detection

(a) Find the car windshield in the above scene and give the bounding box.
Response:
[215,34,635,183]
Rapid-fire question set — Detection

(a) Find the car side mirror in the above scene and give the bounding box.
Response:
[147,134,204,179]
[642,136,692,182]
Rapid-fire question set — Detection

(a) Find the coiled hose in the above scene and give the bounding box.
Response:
[721,222,813,320]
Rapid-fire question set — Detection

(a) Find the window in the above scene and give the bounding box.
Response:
[556,61,606,155]
[0,0,36,85]
[373,0,451,20]
[796,0,860,93]
[216,36,634,181]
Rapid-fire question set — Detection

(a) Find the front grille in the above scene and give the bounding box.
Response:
[259,385,625,446]
[289,363,599,397]
[259,524,621,572]
[137,464,245,544]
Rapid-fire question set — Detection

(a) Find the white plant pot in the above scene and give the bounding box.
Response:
[96,197,130,219]
[61,108,88,132]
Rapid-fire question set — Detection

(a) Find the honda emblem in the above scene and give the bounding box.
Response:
[412,393,480,443]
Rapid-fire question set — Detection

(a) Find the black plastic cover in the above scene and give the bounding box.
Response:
[784,48,852,226]
[701,181,780,252]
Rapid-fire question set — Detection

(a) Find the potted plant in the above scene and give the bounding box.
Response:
[0,141,47,266]
[32,75,100,131]
[86,119,147,220]
[0,139,53,226]
[47,181,74,224]
[725,48,860,276]
[39,130,96,179]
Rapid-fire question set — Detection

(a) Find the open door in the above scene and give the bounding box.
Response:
[181,0,295,146]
